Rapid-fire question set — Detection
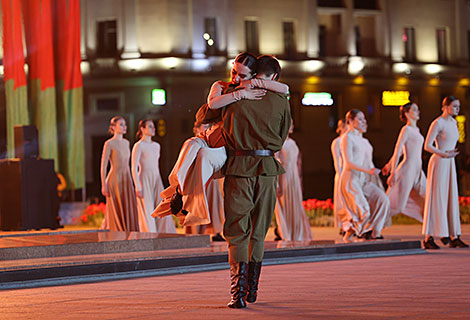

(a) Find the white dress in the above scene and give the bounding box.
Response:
[132,140,176,233]
[331,136,344,228]
[338,129,390,237]
[275,137,313,241]
[387,126,427,222]
[422,117,461,237]
[151,136,226,228]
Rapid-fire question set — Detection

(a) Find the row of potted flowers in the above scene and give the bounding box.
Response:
[74,197,470,228]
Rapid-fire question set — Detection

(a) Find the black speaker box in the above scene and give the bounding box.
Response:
[14,125,39,159]
[0,159,59,231]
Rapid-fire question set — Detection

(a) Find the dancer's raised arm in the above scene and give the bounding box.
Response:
[245,78,289,94]
[207,81,266,109]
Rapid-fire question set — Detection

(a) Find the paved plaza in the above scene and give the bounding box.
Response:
[1,226,469,319]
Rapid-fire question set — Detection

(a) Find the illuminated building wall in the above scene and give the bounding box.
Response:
[2,0,470,199]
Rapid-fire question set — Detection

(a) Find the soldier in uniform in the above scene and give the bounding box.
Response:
[221,55,291,308]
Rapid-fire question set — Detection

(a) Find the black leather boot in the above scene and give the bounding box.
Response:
[246,261,262,303]
[227,262,248,309]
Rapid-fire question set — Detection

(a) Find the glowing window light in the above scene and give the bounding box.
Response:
[429,78,439,86]
[348,56,364,75]
[459,78,470,86]
[397,77,409,85]
[353,75,364,85]
[302,92,334,106]
[203,33,210,40]
[152,89,166,106]
[306,76,320,84]
[382,91,410,107]
[456,115,466,143]
[424,64,442,74]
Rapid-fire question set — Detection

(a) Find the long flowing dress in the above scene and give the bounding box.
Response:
[422,117,461,237]
[275,137,313,241]
[331,136,344,228]
[338,129,390,237]
[102,139,139,231]
[387,125,426,222]
[132,140,176,233]
[151,135,226,228]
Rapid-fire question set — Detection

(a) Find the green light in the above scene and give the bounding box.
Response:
[152,89,166,106]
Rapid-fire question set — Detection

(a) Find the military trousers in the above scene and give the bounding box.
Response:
[223,175,277,264]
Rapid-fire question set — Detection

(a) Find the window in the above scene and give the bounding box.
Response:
[354,0,378,10]
[90,92,125,114]
[245,20,259,54]
[319,25,327,57]
[468,30,470,63]
[283,21,297,59]
[317,0,343,7]
[96,98,120,112]
[318,14,342,57]
[204,18,217,56]
[403,27,416,61]
[96,20,117,58]
[436,28,447,63]
[355,26,361,56]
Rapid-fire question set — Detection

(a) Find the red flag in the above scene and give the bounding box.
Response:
[2,0,27,88]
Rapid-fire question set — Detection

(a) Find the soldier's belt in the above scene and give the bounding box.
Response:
[227,150,274,157]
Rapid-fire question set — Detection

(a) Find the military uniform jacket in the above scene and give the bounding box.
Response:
[221,91,291,177]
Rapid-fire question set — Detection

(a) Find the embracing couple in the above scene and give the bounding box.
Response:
[154,53,291,308]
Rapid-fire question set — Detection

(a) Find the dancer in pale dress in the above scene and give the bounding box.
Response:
[384,103,426,223]
[339,110,390,242]
[131,119,176,233]
[422,96,468,249]
[152,53,289,230]
[331,119,347,231]
[100,116,139,231]
[275,121,313,241]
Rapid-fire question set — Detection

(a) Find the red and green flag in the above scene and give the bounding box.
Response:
[2,0,29,158]
[54,0,85,189]
[22,0,59,170]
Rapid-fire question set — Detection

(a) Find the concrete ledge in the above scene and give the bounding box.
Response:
[0,240,424,287]
[0,231,210,260]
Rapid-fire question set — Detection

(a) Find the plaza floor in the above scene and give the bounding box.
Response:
[0,225,469,319]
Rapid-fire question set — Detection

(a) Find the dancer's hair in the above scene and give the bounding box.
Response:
[257,55,281,80]
[345,109,362,125]
[136,119,154,140]
[234,52,258,74]
[399,102,414,122]
[109,116,125,134]
[442,95,457,108]
[336,119,345,135]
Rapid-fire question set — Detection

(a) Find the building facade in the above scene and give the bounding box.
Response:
[2,0,470,199]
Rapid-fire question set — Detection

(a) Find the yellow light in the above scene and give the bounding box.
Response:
[207,39,214,46]
[203,33,210,40]
[353,76,364,85]
[382,91,410,106]
[397,77,409,85]
[306,76,320,84]
[456,115,466,143]
[429,78,439,86]
[459,78,470,86]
